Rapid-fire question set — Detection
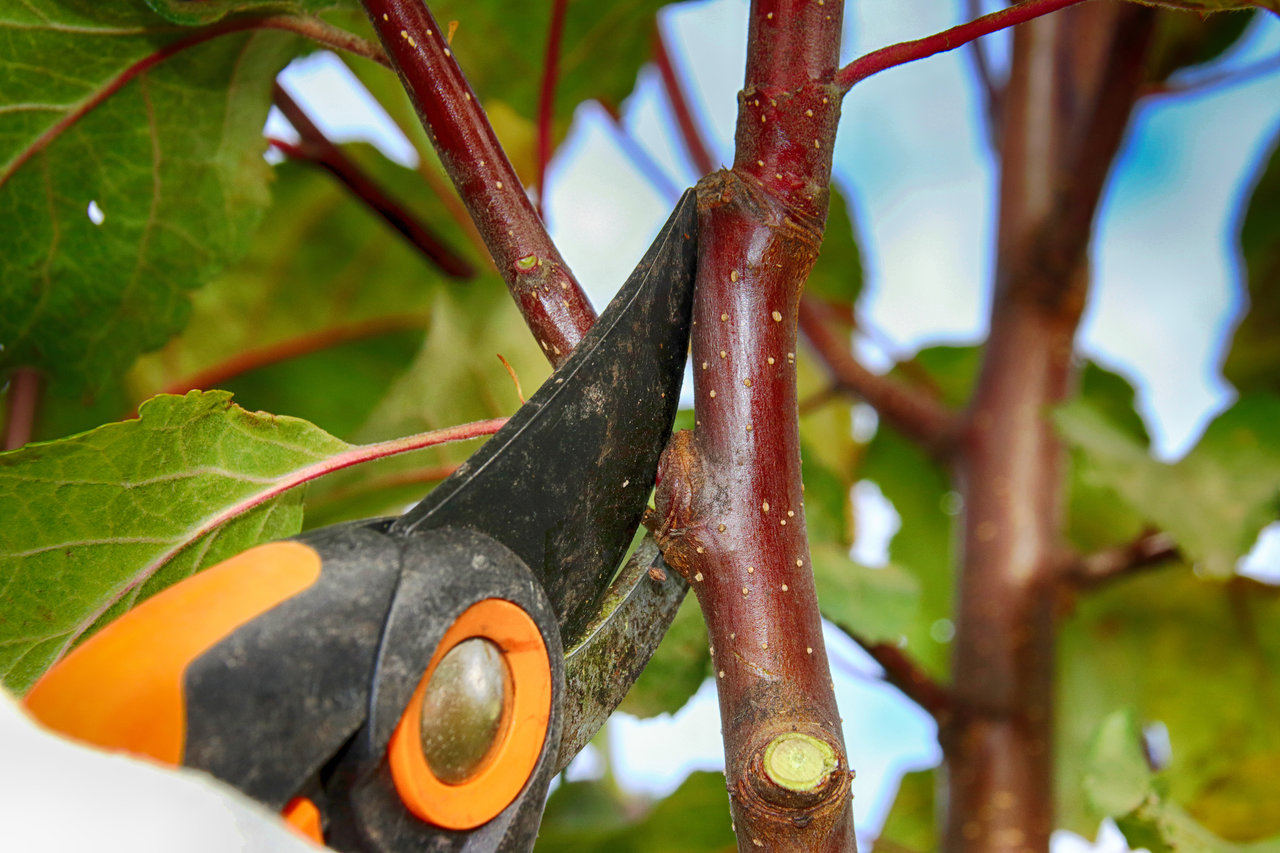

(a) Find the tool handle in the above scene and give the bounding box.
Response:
[24,524,403,808]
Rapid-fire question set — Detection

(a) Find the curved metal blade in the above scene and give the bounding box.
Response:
[392,190,698,644]
[554,537,687,773]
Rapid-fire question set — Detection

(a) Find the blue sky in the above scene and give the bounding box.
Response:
[272,1,1280,846]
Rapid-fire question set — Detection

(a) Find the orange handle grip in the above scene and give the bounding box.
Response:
[24,542,322,765]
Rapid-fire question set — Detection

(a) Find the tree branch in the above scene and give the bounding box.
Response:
[1069,530,1179,588]
[834,0,1087,92]
[944,6,1157,851]
[837,623,951,722]
[797,297,959,457]
[3,368,42,451]
[654,23,718,176]
[272,84,476,280]
[359,0,596,367]
[535,0,569,214]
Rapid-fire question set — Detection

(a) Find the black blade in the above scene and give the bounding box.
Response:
[392,190,697,644]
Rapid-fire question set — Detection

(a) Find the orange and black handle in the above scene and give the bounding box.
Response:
[25,522,564,851]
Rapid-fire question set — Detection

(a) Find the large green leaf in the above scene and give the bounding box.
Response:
[1065,364,1149,553]
[1056,394,1280,578]
[144,0,342,26]
[0,391,350,692]
[0,1,304,391]
[1223,129,1280,395]
[1085,710,1280,853]
[127,146,472,438]
[1059,569,1280,839]
[534,771,736,852]
[812,545,920,646]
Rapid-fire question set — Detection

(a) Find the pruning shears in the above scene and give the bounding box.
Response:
[22,191,699,852]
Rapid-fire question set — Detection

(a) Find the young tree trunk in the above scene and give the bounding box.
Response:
[943,5,1156,851]
[649,1,856,849]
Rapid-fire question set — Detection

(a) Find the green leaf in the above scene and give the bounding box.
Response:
[1056,394,1280,578]
[807,185,864,305]
[144,0,341,26]
[0,2,299,392]
[618,594,710,719]
[1224,129,1280,395]
[1059,568,1280,839]
[535,771,736,852]
[1065,364,1149,553]
[0,391,348,692]
[1084,709,1153,819]
[813,544,920,645]
[303,280,547,526]
[127,147,472,439]
[858,424,954,676]
[873,769,937,853]
[1085,710,1280,853]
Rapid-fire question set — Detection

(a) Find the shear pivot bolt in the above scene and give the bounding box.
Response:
[419,638,511,784]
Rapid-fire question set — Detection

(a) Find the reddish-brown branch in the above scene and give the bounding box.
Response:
[3,368,42,451]
[798,297,959,456]
[158,317,424,398]
[834,0,1087,92]
[649,2,854,849]
[1070,530,1178,588]
[535,0,569,214]
[0,13,384,191]
[654,25,718,176]
[837,624,951,722]
[944,7,1156,851]
[359,0,595,367]
[271,85,475,279]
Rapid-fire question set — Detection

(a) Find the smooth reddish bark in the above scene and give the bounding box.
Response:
[650,1,855,848]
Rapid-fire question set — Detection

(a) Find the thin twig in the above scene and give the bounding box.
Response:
[798,297,958,455]
[1070,530,1179,588]
[271,84,476,279]
[535,0,569,215]
[653,22,717,176]
[836,622,951,722]
[3,369,42,451]
[835,0,1087,92]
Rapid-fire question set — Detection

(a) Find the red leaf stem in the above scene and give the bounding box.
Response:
[834,0,1087,92]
